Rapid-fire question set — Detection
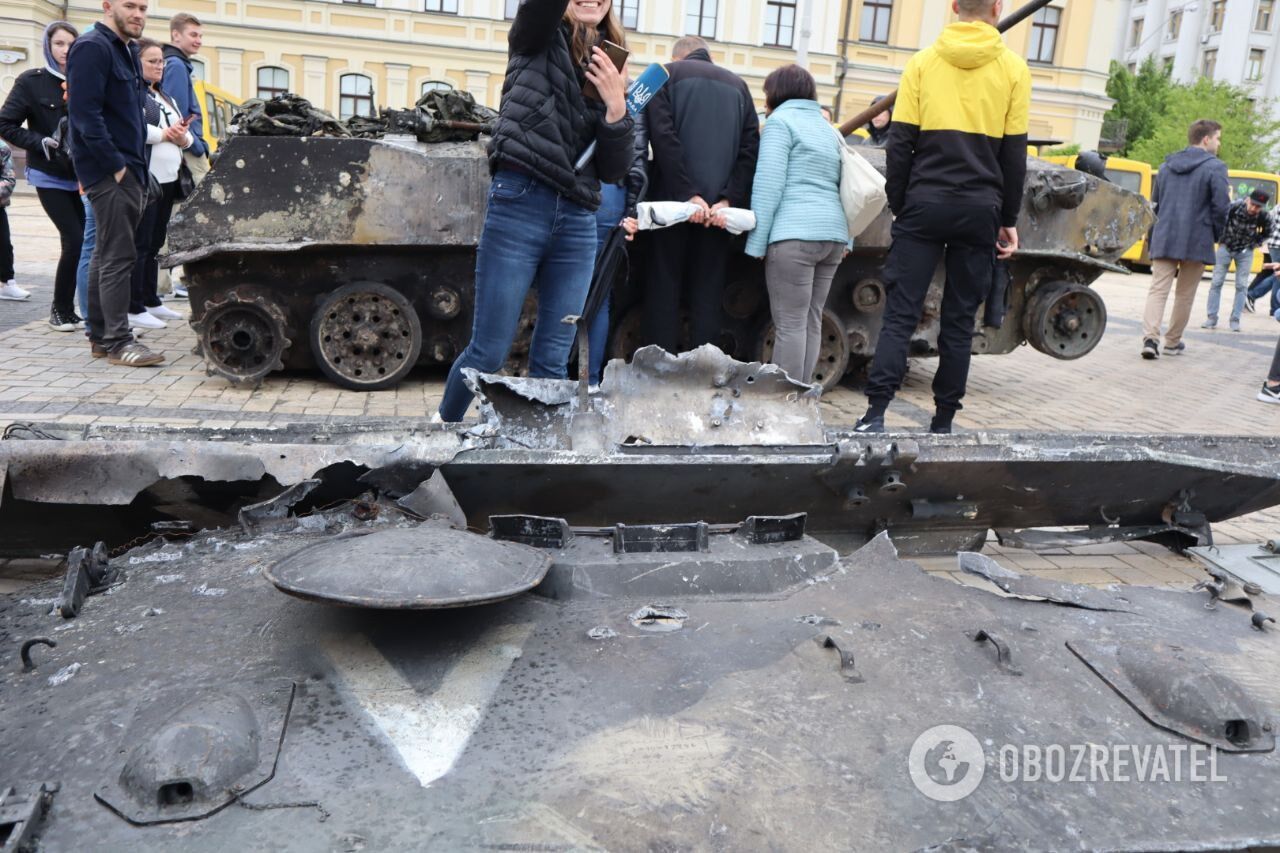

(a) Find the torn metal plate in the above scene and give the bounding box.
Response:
[1191,543,1280,595]
[95,681,294,824]
[263,521,551,608]
[958,550,1134,611]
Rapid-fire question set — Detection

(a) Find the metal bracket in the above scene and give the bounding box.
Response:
[818,635,864,683]
[969,629,1023,676]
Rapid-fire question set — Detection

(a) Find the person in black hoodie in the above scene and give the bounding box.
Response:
[642,36,759,355]
[854,95,891,146]
[436,0,633,422]
[0,21,84,330]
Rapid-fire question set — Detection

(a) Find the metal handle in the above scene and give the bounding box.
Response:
[970,629,1022,676]
[20,637,56,672]
[819,635,864,683]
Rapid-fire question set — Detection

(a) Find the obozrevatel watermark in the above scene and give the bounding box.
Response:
[908,725,1226,802]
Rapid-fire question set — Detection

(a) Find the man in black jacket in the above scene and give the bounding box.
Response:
[67,0,164,367]
[643,36,759,355]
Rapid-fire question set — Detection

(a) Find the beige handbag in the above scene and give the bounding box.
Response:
[831,125,888,239]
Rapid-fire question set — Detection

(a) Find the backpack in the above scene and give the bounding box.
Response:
[830,124,887,239]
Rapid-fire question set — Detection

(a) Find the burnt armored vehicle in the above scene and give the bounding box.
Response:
[2,355,1280,850]
[164,135,1152,391]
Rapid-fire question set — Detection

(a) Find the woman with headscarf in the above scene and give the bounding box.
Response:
[0,21,83,327]
[128,39,192,331]
[435,0,633,422]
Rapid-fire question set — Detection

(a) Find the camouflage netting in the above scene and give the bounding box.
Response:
[231,89,497,143]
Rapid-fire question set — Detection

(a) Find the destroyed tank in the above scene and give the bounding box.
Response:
[164,134,1152,391]
[2,352,1280,851]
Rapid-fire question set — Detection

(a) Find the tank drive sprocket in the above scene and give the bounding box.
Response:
[309,282,423,391]
[191,288,292,387]
[1023,281,1107,360]
[757,309,850,391]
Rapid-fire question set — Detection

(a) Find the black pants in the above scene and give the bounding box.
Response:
[642,223,732,353]
[0,206,13,281]
[35,187,85,314]
[86,172,145,349]
[865,201,998,413]
[130,181,178,314]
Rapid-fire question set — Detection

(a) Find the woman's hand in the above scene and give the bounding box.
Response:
[162,123,188,145]
[621,217,639,242]
[587,47,628,124]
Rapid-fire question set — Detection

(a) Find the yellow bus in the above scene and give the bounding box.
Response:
[192,80,240,154]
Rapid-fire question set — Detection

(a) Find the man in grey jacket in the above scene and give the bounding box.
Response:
[1141,119,1230,359]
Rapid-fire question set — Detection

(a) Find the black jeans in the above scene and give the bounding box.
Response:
[86,171,145,349]
[130,180,179,313]
[35,187,85,314]
[642,223,732,354]
[865,201,999,412]
[0,206,13,281]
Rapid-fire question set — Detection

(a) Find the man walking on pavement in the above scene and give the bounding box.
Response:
[856,0,1030,434]
[643,36,759,355]
[1141,119,1229,359]
[1203,188,1270,331]
[67,0,165,366]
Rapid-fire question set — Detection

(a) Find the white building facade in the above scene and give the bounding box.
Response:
[1116,0,1280,103]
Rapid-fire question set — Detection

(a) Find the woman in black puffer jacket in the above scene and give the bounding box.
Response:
[0,21,83,331]
[436,0,634,422]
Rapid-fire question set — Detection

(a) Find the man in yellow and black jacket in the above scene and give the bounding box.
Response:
[858,0,1031,435]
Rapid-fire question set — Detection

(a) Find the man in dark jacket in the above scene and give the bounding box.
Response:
[643,36,759,354]
[67,0,164,367]
[1141,119,1230,359]
[162,14,209,173]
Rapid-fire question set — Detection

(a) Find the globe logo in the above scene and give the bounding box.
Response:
[908,725,986,802]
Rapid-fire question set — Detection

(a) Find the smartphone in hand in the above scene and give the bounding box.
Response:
[583,40,629,102]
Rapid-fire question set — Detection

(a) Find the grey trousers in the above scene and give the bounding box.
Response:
[86,170,145,349]
[764,239,846,384]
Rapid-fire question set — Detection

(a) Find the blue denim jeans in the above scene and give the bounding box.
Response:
[437,171,597,422]
[1249,272,1280,316]
[76,194,96,321]
[588,182,626,386]
[1206,244,1253,324]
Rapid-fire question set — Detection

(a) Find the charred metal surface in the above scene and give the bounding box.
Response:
[264,522,552,608]
[1191,544,1280,595]
[0,783,57,851]
[3,527,1278,850]
[959,551,1134,612]
[166,137,1153,390]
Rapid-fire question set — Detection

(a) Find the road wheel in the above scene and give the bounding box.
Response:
[310,282,422,391]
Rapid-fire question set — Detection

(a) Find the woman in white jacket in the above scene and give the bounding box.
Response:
[129,38,193,330]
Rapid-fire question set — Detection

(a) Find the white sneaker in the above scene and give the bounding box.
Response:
[128,311,167,330]
[147,304,183,320]
[171,282,189,299]
[429,411,445,424]
[0,281,30,301]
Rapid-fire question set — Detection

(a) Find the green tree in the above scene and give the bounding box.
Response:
[1104,57,1174,154]
[1127,78,1280,172]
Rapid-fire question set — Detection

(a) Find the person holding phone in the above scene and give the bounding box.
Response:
[130,38,192,330]
[436,0,634,422]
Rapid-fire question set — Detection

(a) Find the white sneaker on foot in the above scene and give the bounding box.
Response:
[147,303,183,320]
[0,281,30,301]
[171,282,189,299]
[128,311,167,330]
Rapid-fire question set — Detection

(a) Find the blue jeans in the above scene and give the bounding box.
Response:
[437,172,596,422]
[1206,244,1253,324]
[76,194,96,321]
[588,182,626,386]
[1249,272,1280,316]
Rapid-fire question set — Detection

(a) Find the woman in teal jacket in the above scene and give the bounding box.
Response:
[745,64,849,385]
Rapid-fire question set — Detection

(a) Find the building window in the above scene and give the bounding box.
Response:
[189,58,205,81]
[1029,6,1061,63]
[1248,48,1266,79]
[1167,9,1181,40]
[764,0,796,47]
[339,73,374,119]
[686,0,718,38]
[421,80,452,95]
[423,0,457,11]
[1202,48,1218,77]
[1258,0,1275,29]
[1129,18,1143,48]
[1210,0,1226,30]
[619,0,639,29]
[256,66,289,100]
[859,0,892,43]
[343,0,375,5]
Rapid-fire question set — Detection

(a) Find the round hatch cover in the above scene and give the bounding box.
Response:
[264,522,552,609]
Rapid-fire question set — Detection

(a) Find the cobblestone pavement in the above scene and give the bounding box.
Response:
[2,193,1278,594]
